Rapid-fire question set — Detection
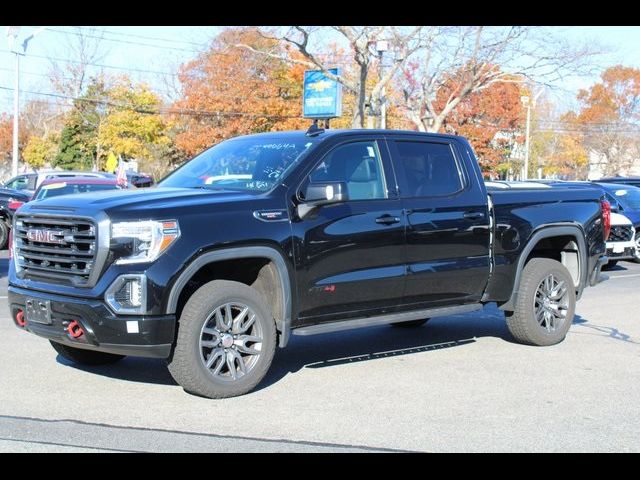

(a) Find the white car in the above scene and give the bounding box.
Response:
[603,212,637,270]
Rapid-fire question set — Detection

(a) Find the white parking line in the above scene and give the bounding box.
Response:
[607,273,640,279]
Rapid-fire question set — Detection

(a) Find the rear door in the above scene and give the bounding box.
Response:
[292,137,406,323]
[388,136,490,308]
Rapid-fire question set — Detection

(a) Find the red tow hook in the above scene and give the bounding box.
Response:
[15,310,26,327]
[67,320,85,339]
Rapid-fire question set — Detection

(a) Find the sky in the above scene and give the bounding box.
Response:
[1,25,640,116]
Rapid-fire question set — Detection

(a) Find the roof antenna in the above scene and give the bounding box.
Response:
[306,119,325,137]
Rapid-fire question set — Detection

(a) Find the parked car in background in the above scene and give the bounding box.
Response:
[593,182,640,264]
[126,171,154,188]
[603,212,637,270]
[31,177,124,202]
[0,187,31,249]
[597,176,640,189]
[2,170,117,196]
[485,180,551,189]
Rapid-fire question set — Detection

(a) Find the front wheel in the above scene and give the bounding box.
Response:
[168,280,276,399]
[505,258,576,346]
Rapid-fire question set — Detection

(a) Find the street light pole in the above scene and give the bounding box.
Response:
[6,26,45,177]
[376,40,388,129]
[523,99,531,180]
[12,52,20,177]
[522,88,544,181]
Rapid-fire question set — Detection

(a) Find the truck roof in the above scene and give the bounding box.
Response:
[225,129,464,142]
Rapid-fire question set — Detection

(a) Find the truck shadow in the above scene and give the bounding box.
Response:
[571,314,638,344]
[258,306,512,391]
[55,305,514,389]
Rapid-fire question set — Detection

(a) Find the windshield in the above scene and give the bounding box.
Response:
[159,136,319,191]
[610,187,640,210]
[35,183,119,201]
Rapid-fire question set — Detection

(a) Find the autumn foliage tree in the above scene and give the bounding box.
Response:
[172,27,309,157]
[571,65,640,176]
[432,66,524,175]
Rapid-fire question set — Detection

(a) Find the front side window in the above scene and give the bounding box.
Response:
[159,136,321,192]
[394,141,463,197]
[309,141,387,201]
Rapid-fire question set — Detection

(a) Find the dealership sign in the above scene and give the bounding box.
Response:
[303,68,342,119]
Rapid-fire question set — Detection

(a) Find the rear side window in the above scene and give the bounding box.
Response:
[394,141,463,197]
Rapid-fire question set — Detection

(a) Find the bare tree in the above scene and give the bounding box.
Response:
[400,26,604,133]
[49,26,109,99]
[235,26,427,128]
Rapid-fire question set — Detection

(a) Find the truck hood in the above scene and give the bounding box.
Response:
[18,187,265,219]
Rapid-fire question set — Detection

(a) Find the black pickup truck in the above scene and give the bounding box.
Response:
[8,129,609,398]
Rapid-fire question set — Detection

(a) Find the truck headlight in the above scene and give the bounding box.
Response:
[111,220,180,265]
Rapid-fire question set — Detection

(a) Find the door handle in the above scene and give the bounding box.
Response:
[463,211,485,220]
[376,215,401,225]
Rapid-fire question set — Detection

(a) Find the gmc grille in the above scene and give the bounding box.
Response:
[609,225,634,242]
[14,214,98,286]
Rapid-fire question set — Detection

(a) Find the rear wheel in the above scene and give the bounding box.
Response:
[391,318,430,328]
[168,280,276,399]
[505,258,575,346]
[50,341,125,365]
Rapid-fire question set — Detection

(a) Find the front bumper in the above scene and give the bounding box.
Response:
[606,246,637,261]
[8,286,175,358]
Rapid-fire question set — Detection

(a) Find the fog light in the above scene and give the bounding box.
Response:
[105,274,147,314]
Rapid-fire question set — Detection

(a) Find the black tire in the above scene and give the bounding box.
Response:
[505,258,576,346]
[601,260,618,271]
[168,280,277,399]
[0,220,9,250]
[391,318,430,328]
[50,341,125,365]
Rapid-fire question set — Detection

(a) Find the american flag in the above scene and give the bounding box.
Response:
[116,164,127,188]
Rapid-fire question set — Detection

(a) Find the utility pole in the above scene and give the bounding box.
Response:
[6,26,45,177]
[376,40,388,129]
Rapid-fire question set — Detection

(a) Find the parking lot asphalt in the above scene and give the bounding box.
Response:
[0,249,638,452]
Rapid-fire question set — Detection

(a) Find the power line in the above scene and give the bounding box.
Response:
[44,27,203,54]
[0,85,303,120]
[68,26,214,48]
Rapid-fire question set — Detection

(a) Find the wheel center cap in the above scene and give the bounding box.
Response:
[543,297,551,308]
[221,334,234,348]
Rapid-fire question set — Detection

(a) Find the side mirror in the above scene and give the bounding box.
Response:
[297,181,349,219]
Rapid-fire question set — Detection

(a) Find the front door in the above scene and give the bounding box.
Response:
[292,139,406,323]
[387,136,491,308]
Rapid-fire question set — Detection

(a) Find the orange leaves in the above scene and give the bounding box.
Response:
[437,68,525,174]
[172,27,308,156]
[577,65,640,125]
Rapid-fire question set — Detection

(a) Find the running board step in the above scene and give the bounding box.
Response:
[292,303,482,336]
